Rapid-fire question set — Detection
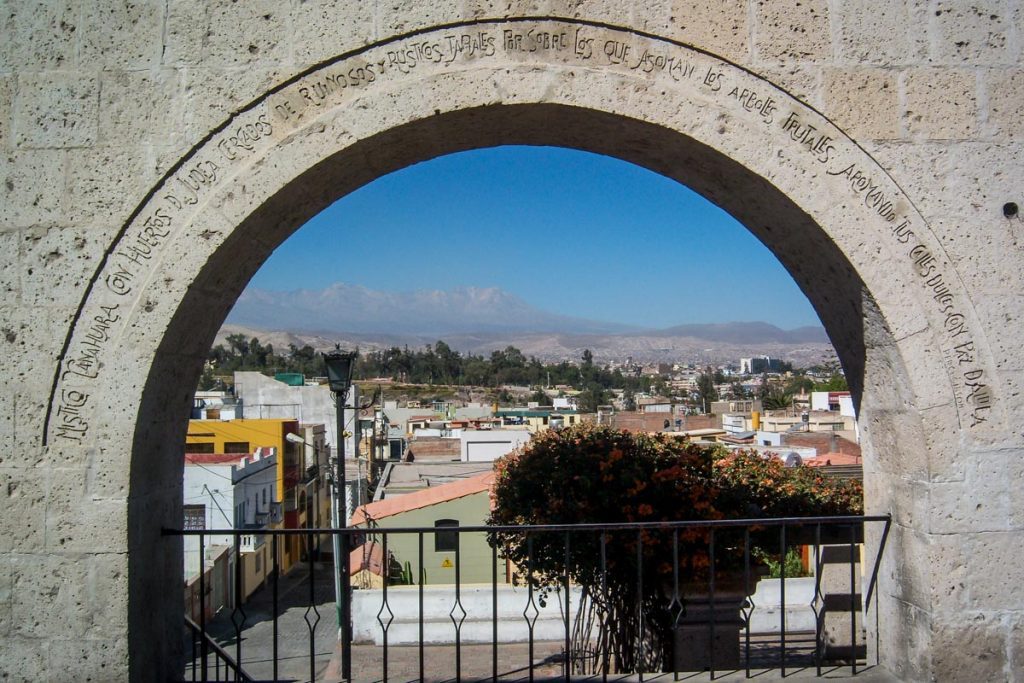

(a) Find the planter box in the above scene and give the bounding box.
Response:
[746,576,816,634]
[673,589,747,671]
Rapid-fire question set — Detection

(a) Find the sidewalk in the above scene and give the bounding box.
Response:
[322,641,565,682]
[321,639,897,683]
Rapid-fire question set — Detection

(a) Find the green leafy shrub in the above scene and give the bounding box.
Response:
[487,423,861,672]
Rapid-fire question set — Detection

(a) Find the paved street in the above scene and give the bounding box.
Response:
[189,562,338,682]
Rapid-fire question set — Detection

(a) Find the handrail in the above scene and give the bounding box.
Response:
[173,515,889,681]
[184,615,255,683]
[164,513,890,536]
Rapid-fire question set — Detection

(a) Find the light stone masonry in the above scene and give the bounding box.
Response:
[0,2,1022,681]
[823,68,900,140]
[902,67,979,139]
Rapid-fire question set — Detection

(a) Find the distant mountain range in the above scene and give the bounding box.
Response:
[228,284,636,336]
[222,284,834,366]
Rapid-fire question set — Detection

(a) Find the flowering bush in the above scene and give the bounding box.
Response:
[487,423,862,672]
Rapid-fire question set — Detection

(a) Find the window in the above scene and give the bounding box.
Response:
[183,505,205,530]
[262,488,267,506]
[434,519,459,552]
[224,441,250,454]
[188,443,215,454]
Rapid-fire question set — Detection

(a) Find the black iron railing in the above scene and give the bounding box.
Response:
[167,515,890,682]
[184,615,255,682]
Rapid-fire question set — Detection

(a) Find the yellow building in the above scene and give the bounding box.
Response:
[186,418,314,574]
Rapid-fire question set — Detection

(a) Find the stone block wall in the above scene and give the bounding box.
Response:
[1,2,1022,680]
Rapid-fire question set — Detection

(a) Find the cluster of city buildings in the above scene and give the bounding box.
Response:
[184,361,858,617]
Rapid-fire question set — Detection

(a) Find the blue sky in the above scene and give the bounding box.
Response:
[248,146,820,330]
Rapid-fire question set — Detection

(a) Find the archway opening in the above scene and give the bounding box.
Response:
[141,104,907,678]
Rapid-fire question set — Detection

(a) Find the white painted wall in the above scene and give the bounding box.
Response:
[233,371,357,460]
[353,577,816,644]
[182,453,276,577]
[461,429,532,462]
[353,584,583,645]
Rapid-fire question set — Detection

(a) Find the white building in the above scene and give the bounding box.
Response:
[810,391,856,417]
[552,396,578,410]
[182,449,278,596]
[460,429,532,462]
[233,371,358,461]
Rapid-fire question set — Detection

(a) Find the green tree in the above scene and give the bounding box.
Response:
[576,382,609,413]
[786,376,814,395]
[695,372,718,413]
[529,388,552,406]
[813,374,849,392]
[489,424,863,674]
[621,387,637,411]
[729,381,749,399]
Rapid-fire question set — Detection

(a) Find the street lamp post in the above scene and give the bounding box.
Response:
[324,348,357,680]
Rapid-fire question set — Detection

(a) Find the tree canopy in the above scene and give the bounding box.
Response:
[488,424,862,673]
[200,340,654,397]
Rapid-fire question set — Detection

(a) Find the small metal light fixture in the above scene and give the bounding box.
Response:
[324,347,358,397]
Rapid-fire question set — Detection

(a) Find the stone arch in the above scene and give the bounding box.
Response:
[29,17,1007,682]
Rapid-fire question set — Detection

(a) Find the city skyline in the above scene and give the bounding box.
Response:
[244,146,821,331]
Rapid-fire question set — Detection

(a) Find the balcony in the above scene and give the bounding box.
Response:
[169,515,890,682]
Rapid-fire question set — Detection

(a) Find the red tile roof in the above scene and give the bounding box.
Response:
[185,453,247,465]
[351,471,495,526]
[804,452,863,467]
[350,541,386,576]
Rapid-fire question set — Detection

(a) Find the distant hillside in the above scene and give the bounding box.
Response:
[216,324,835,368]
[652,322,829,344]
[221,283,834,366]
[228,284,637,336]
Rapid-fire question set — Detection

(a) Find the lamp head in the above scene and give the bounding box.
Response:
[324,348,358,395]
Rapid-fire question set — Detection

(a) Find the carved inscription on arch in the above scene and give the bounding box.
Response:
[46,19,995,442]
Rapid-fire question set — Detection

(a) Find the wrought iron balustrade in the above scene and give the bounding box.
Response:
[167,515,890,682]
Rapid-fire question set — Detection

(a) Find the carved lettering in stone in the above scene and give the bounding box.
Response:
[54,389,90,442]
[702,66,724,92]
[503,29,568,54]
[826,162,896,220]
[574,29,594,59]
[62,304,120,382]
[781,112,835,164]
[105,266,134,296]
[444,32,496,62]
[217,114,273,161]
[168,160,220,207]
[630,48,698,82]
[602,39,630,65]
[45,19,998,441]
[726,85,777,123]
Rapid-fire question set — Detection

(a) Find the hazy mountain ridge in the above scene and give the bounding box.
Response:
[216,325,834,367]
[652,322,829,344]
[230,284,637,336]
[222,284,834,366]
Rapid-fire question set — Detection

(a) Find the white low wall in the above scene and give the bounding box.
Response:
[746,577,817,634]
[353,577,816,645]
[353,584,583,645]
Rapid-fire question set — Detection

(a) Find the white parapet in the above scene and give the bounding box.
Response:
[352,583,583,645]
